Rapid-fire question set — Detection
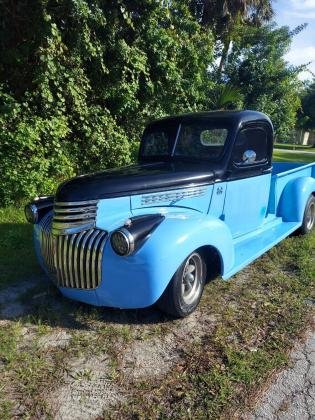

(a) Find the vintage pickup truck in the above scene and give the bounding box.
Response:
[25,110,315,317]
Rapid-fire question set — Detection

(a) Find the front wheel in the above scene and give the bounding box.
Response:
[157,251,206,318]
[299,195,315,235]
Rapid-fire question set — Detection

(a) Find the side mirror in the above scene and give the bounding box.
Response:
[242,149,256,164]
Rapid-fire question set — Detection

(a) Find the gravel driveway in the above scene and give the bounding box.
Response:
[249,318,315,420]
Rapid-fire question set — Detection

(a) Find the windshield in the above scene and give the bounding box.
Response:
[141,120,229,161]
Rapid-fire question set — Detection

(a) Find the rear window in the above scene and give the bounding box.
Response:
[174,125,228,160]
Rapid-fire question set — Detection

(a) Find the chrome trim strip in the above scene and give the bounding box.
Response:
[54,235,59,281]
[73,231,85,288]
[51,221,95,236]
[86,230,99,289]
[38,212,55,274]
[53,213,96,221]
[98,233,107,286]
[54,200,98,206]
[68,233,77,288]
[54,206,97,214]
[141,187,206,206]
[79,230,94,289]
[52,220,95,228]
[57,235,64,286]
[91,231,104,289]
[63,235,70,287]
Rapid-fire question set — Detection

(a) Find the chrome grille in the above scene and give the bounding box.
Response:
[39,211,56,274]
[38,214,107,289]
[54,229,107,289]
[52,200,98,235]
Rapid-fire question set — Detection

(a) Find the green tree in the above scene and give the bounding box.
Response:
[298,81,315,130]
[224,23,303,140]
[190,0,273,76]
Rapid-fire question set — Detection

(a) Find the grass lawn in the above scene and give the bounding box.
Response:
[273,149,315,164]
[274,143,314,151]
[0,203,314,418]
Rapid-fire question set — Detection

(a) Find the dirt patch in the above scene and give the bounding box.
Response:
[123,335,178,380]
[38,330,72,349]
[49,355,124,420]
[122,310,216,380]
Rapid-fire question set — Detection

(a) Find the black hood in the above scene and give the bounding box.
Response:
[55,161,215,202]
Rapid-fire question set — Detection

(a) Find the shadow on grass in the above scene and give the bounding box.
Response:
[0,222,42,289]
[0,256,220,329]
[0,278,171,328]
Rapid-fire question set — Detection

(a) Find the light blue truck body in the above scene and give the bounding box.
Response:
[33,161,315,309]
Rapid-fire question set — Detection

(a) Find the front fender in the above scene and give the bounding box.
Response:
[142,213,235,278]
[277,176,315,222]
[96,213,234,308]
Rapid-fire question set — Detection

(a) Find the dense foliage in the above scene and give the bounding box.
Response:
[298,81,315,130]
[0,0,305,204]
[0,0,214,204]
[223,24,303,141]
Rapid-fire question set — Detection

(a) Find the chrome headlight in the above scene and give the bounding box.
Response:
[110,228,135,256]
[110,214,164,256]
[24,203,38,224]
[24,196,54,224]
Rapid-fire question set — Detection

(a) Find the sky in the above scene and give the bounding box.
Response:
[274,0,315,80]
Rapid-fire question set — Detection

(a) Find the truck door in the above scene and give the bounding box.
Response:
[223,123,273,238]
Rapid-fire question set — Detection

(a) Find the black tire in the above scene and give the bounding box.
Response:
[299,195,315,235]
[157,250,206,318]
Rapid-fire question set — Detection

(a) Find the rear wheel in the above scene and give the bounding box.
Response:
[157,251,206,318]
[299,195,315,235]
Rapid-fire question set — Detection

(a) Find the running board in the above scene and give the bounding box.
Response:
[223,220,301,279]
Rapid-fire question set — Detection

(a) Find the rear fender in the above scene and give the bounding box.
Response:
[277,176,315,222]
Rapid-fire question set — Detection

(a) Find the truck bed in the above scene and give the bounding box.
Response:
[223,161,315,279]
[272,161,315,176]
[268,161,315,215]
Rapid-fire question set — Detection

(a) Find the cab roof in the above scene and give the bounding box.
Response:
[151,110,273,130]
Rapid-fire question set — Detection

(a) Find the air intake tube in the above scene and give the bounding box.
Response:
[110,214,165,256]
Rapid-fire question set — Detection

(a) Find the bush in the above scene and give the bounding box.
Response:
[0,1,214,205]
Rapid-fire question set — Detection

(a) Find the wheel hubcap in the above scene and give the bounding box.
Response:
[306,202,315,230]
[181,253,202,305]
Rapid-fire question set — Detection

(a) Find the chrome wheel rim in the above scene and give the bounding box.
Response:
[306,202,315,230]
[181,253,202,305]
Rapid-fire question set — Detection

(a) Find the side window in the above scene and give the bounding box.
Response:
[233,127,268,165]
